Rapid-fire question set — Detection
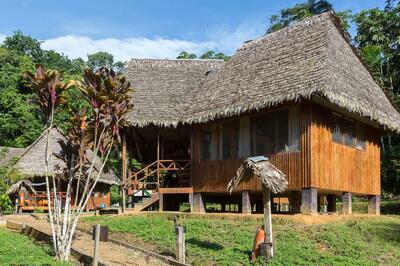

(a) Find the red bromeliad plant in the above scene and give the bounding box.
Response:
[26,65,133,260]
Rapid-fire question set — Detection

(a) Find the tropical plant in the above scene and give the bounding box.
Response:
[354,1,400,194]
[25,64,133,261]
[266,0,351,34]
[177,51,197,59]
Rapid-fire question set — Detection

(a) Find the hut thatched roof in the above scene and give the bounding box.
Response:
[228,156,288,194]
[124,59,224,127]
[14,128,119,185]
[0,147,24,167]
[6,179,37,195]
[125,11,400,132]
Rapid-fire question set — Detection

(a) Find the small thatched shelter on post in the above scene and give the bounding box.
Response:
[228,156,287,259]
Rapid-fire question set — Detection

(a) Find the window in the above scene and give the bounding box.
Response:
[200,129,212,160]
[277,110,289,152]
[221,120,240,159]
[250,109,299,156]
[355,123,366,150]
[331,113,366,150]
[250,113,276,156]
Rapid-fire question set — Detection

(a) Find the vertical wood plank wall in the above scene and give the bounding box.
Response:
[310,104,381,195]
[192,103,305,193]
[191,102,381,195]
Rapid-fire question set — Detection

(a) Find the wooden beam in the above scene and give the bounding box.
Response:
[159,187,194,194]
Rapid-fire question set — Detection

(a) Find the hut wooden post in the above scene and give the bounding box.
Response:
[157,129,160,189]
[263,188,274,258]
[121,130,127,213]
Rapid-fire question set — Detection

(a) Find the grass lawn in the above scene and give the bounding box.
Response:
[0,228,70,266]
[82,213,400,265]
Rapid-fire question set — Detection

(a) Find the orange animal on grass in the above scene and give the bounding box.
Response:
[251,225,265,262]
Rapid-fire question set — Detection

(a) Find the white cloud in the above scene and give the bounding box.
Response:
[0,19,265,61]
[0,34,6,45]
[41,35,218,61]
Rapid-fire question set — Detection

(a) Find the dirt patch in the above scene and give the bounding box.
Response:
[4,214,171,266]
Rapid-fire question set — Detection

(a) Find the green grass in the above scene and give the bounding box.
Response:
[0,228,70,266]
[82,213,400,265]
[337,200,400,215]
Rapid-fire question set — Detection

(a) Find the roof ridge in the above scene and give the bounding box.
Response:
[239,11,335,52]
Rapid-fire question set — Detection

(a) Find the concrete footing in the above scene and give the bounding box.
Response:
[368,195,380,215]
[190,193,205,213]
[342,192,352,214]
[301,188,318,215]
[158,193,164,212]
[242,191,252,214]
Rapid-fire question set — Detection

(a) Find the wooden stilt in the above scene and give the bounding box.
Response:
[157,129,160,190]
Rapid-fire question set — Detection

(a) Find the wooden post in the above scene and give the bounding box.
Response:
[175,225,186,263]
[263,188,273,258]
[121,130,127,213]
[157,129,160,189]
[93,224,100,266]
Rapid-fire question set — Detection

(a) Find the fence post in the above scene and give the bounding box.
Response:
[93,224,100,266]
[175,225,186,263]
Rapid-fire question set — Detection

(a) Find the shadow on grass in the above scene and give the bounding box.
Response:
[232,247,252,260]
[187,238,224,251]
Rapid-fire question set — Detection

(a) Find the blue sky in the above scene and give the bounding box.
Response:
[0,0,386,61]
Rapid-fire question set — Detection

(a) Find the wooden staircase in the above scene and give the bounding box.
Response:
[133,192,160,212]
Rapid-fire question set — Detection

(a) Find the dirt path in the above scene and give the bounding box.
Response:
[5,214,170,266]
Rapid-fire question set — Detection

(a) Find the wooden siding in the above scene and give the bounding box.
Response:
[191,102,381,195]
[192,103,306,193]
[310,104,380,195]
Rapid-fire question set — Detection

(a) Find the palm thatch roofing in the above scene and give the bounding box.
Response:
[6,179,37,195]
[125,59,225,127]
[228,156,288,194]
[0,147,24,167]
[13,128,119,185]
[125,11,400,132]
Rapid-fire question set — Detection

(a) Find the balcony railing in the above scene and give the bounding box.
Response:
[126,159,191,190]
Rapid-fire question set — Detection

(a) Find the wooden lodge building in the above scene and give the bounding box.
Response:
[0,128,119,212]
[122,12,400,215]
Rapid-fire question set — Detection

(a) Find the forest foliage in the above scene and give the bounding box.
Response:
[0,1,400,193]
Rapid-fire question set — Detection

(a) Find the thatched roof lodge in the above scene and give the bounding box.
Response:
[120,11,399,215]
[125,11,400,132]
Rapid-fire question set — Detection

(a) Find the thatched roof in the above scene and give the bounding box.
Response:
[14,128,119,185]
[6,179,37,195]
[0,147,24,167]
[125,11,400,132]
[124,59,224,127]
[228,156,288,194]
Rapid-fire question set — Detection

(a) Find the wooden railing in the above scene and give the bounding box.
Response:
[126,159,191,190]
[19,191,67,208]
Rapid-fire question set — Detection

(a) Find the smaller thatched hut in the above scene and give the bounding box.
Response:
[3,128,119,212]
